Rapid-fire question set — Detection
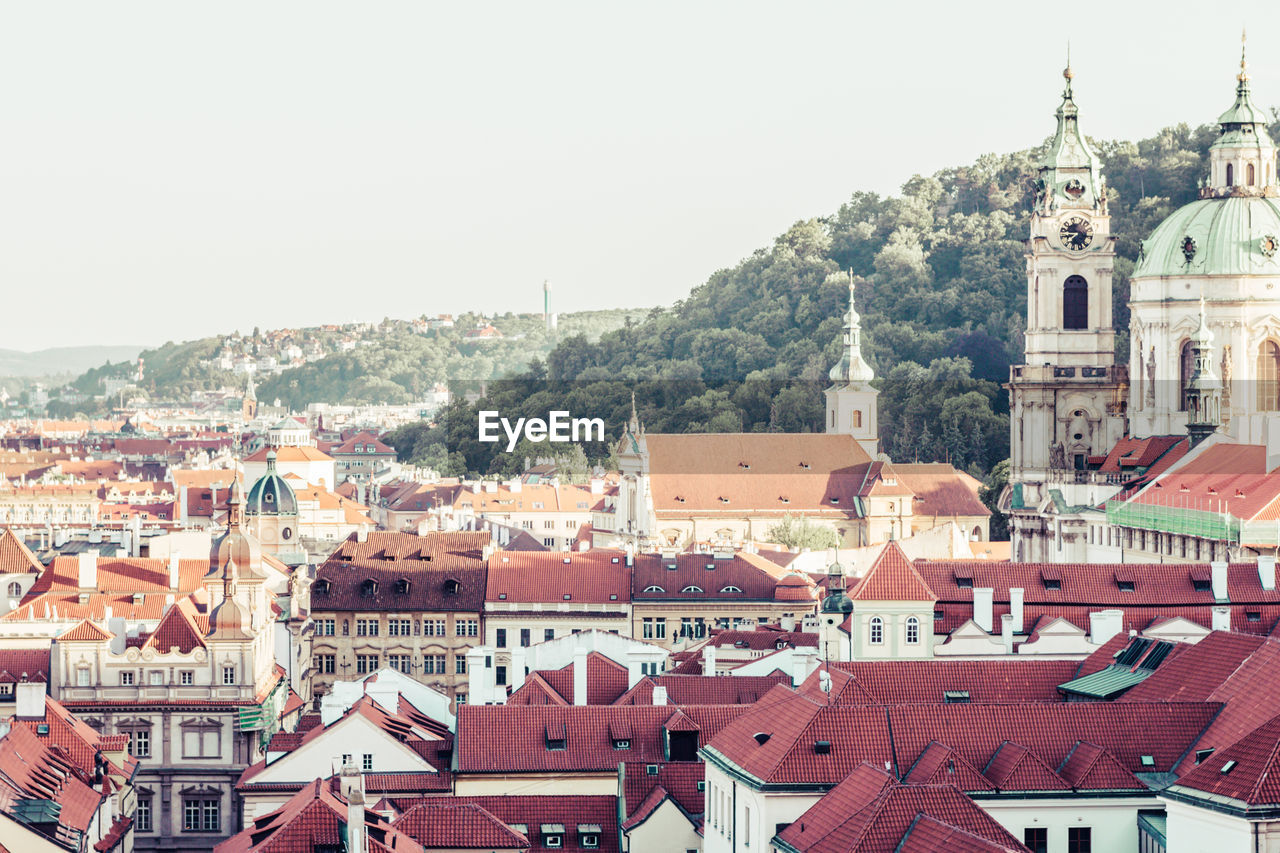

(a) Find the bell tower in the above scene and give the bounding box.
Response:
[825,273,879,459]
[1006,66,1128,562]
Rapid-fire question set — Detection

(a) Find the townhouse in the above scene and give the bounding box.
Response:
[309,531,489,706]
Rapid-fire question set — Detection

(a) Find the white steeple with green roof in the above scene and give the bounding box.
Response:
[1205,33,1276,196]
[825,273,879,458]
[1036,63,1106,213]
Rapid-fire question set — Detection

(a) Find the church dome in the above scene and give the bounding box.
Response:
[209,480,263,577]
[1134,196,1280,279]
[246,451,297,516]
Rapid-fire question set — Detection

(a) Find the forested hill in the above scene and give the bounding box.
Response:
[389,117,1276,480]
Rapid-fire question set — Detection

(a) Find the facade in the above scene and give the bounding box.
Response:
[329,430,396,484]
[308,531,489,707]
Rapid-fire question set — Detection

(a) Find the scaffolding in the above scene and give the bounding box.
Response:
[1105,499,1241,544]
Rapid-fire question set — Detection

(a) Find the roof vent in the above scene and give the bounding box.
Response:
[645,764,659,776]
[753,732,771,745]
[563,557,571,564]
[1221,760,1238,774]
[1140,755,1155,767]
[813,741,831,755]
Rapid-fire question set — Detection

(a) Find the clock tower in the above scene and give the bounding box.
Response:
[1006,67,1128,561]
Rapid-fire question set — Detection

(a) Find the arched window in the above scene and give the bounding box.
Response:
[905,616,920,645]
[680,585,703,594]
[6,581,20,598]
[1063,276,1088,330]
[1179,340,1195,411]
[719,585,742,594]
[851,410,862,429]
[643,585,665,593]
[1259,341,1280,411]
[869,616,884,645]
[1248,163,1256,186]
[1227,163,1234,186]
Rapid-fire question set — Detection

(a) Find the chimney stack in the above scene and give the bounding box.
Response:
[341,762,367,853]
[1211,560,1229,602]
[1009,588,1024,634]
[15,682,46,720]
[1259,556,1276,592]
[652,685,667,706]
[1089,609,1124,645]
[77,551,98,590]
[169,553,181,589]
[573,647,588,706]
[973,588,994,633]
[1212,606,1231,632]
[701,644,716,677]
[1001,614,1014,655]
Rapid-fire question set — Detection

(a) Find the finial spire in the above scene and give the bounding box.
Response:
[1239,28,1249,82]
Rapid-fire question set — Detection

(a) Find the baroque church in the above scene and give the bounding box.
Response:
[1007,47,1280,562]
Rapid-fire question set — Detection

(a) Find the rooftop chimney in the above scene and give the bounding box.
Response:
[1212,606,1231,632]
[701,644,716,677]
[1009,588,1024,634]
[1211,560,1229,602]
[341,762,367,853]
[1001,614,1013,655]
[973,588,994,633]
[1260,556,1276,592]
[15,682,46,720]
[169,553,181,589]
[77,551,98,590]
[1089,609,1124,646]
[652,685,667,706]
[573,647,588,706]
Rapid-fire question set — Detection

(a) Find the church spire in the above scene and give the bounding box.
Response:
[1184,297,1222,446]
[1206,30,1275,195]
[1038,63,1104,211]
[828,272,874,385]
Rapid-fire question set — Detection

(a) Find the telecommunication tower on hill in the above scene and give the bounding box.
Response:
[543,279,557,331]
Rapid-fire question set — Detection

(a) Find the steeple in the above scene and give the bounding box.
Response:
[1184,297,1222,446]
[1206,30,1276,195]
[828,273,874,386]
[1037,63,1104,211]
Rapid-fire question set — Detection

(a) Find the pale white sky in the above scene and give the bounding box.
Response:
[0,1,1273,351]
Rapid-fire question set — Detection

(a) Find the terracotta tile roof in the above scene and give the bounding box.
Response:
[486,551,631,604]
[393,801,530,849]
[1056,741,1146,790]
[1171,713,1280,808]
[0,722,102,844]
[896,815,1028,853]
[170,469,241,490]
[141,597,206,653]
[1097,435,1188,474]
[58,619,113,642]
[455,704,746,773]
[620,761,703,825]
[704,629,818,651]
[454,483,599,514]
[900,741,995,792]
[797,659,1077,705]
[536,653,631,706]
[851,542,937,602]
[331,431,395,456]
[982,741,1070,791]
[313,531,489,613]
[245,445,334,463]
[213,778,425,853]
[398,795,619,853]
[888,463,991,519]
[504,674,572,707]
[92,815,133,852]
[774,764,1025,853]
[0,526,42,574]
[631,552,794,601]
[0,647,49,683]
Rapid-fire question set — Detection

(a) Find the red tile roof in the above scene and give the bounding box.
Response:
[615,674,792,706]
[1056,741,1145,791]
[620,761,703,826]
[0,526,41,574]
[0,647,49,683]
[797,659,1078,705]
[851,542,937,601]
[774,764,1026,853]
[486,551,631,604]
[141,597,206,653]
[313,531,489,613]
[58,619,113,642]
[631,552,794,601]
[0,722,103,846]
[397,795,619,853]
[245,445,333,463]
[537,653,630,706]
[331,431,395,456]
[889,463,991,519]
[392,801,530,849]
[1172,713,1280,808]
[900,742,995,792]
[455,704,746,773]
[982,741,1070,792]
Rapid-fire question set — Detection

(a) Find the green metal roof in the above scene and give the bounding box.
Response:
[1216,78,1272,134]
[1133,196,1280,279]
[1137,813,1167,846]
[1058,664,1152,700]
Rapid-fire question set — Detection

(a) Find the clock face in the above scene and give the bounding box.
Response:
[1059,216,1093,251]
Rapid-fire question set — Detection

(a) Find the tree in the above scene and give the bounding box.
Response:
[979,459,1011,541]
[765,514,840,551]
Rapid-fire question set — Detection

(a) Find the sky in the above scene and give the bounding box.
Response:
[0,2,1274,351]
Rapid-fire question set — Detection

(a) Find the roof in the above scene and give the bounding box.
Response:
[1169,713,1280,811]
[395,796,619,853]
[313,531,489,613]
[620,761,704,826]
[392,802,530,849]
[331,431,396,456]
[486,551,631,604]
[455,704,746,773]
[615,674,792,706]
[850,542,937,602]
[0,527,42,574]
[631,552,796,601]
[889,463,991,519]
[0,647,50,683]
[797,658,1078,705]
[244,445,333,463]
[773,764,1026,853]
[0,722,103,847]
[1135,196,1280,278]
[508,653,631,707]
[213,778,425,853]
[58,619,113,642]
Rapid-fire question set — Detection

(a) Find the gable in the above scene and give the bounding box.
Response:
[251,712,436,784]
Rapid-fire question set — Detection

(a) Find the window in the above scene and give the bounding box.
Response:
[680,585,703,593]
[455,619,478,637]
[424,618,446,636]
[1068,827,1091,853]
[121,671,135,686]
[1179,339,1194,410]
[1259,341,1280,411]
[544,628,555,642]
[1249,162,1256,185]
[642,619,654,639]
[1227,163,1234,186]
[149,670,165,686]
[496,628,507,647]
[905,616,920,645]
[1023,827,1047,853]
[852,410,862,429]
[183,798,220,833]
[128,728,150,757]
[5,581,20,597]
[1063,275,1088,330]
[496,665,507,686]
[520,628,531,647]
[455,655,467,674]
[869,616,884,645]
[181,721,221,759]
[423,654,446,674]
[316,654,335,674]
[136,797,152,832]
[76,668,90,686]
[223,666,236,685]
[318,619,335,636]
[720,585,742,593]
[388,654,411,674]
[388,618,412,636]
[356,655,379,674]
[362,753,373,771]
[643,585,665,593]
[180,670,194,685]
[356,618,379,637]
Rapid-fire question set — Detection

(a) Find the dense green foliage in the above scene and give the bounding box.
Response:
[389,115,1280,496]
[765,514,840,551]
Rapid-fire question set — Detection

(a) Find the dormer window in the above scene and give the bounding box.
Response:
[1043,579,1062,591]
[394,578,410,594]
[541,825,565,848]
[720,585,742,594]
[643,585,665,593]
[681,585,703,594]
[545,721,567,750]
[578,825,602,848]
[956,578,973,589]
[360,579,378,597]
[443,579,460,595]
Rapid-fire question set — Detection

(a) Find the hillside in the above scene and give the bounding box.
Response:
[388,117,1267,482]
[0,345,145,378]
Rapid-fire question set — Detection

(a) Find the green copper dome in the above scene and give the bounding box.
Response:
[246,451,297,516]
[1133,196,1280,278]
